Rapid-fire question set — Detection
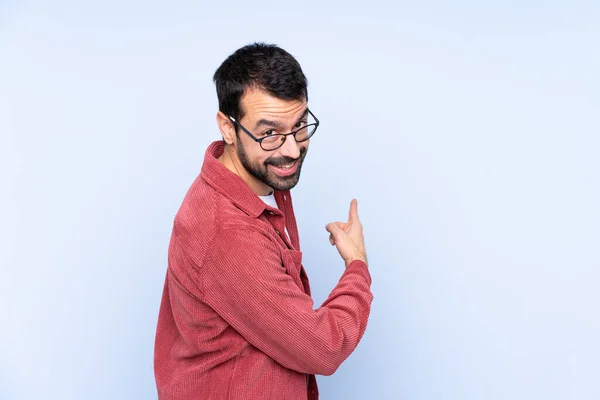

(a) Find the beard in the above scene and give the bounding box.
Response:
[236,138,308,191]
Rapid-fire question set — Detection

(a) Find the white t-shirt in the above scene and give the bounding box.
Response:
[259,192,279,210]
[259,193,290,240]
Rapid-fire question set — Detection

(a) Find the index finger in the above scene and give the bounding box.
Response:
[349,198,360,222]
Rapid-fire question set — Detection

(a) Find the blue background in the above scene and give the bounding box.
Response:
[1,1,599,399]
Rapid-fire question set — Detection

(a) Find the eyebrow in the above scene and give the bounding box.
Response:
[254,108,309,130]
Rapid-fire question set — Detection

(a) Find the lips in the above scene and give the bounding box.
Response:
[269,160,299,177]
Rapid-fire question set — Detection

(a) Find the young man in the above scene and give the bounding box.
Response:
[154,42,373,400]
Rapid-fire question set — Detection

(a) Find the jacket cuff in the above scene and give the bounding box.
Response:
[343,260,372,285]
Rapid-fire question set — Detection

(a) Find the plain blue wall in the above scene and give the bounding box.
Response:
[1,1,599,399]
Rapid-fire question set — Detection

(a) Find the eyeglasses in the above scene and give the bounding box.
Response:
[229,109,320,151]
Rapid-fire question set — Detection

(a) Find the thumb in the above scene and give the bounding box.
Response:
[325,222,345,239]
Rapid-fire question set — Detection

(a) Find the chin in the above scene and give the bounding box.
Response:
[269,174,301,191]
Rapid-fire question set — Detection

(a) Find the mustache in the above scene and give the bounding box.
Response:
[265,156,299,166]
[265,147,306,167]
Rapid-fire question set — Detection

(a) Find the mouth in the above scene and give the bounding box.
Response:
[268,160,299,177]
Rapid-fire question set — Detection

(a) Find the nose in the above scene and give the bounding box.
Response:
[278,134,301,159]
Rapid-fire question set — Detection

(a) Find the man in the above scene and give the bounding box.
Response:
[154,42,373,400]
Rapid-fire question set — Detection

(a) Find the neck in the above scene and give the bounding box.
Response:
[218,143,272,196]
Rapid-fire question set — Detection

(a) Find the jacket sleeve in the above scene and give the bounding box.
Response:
[196,226,373,376]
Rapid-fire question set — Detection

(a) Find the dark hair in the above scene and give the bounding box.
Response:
[213,42,308,122]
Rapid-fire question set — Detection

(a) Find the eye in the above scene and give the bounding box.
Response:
[294,120,308,129]
[261,129,276,137]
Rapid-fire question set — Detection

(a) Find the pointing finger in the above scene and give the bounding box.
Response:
[349,198,360,222]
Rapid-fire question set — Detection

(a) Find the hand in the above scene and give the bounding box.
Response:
[325,199,368,268]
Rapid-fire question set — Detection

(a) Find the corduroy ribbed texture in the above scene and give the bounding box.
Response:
[154,140,373,399]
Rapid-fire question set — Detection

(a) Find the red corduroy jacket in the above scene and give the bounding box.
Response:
[154,140,373,399]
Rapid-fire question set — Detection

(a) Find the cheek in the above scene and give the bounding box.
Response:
[238,138,262,162]
[258,156,271,166]
[248,150,269,166]
[300,143,309,156]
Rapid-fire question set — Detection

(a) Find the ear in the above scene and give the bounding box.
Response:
[216,111,236,145]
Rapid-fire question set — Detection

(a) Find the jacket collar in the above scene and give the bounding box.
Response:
[200,140,285,218]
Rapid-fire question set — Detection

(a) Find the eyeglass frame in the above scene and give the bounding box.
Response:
[228,109,320,151]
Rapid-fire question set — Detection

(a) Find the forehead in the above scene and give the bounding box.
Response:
[240,87,307,122]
